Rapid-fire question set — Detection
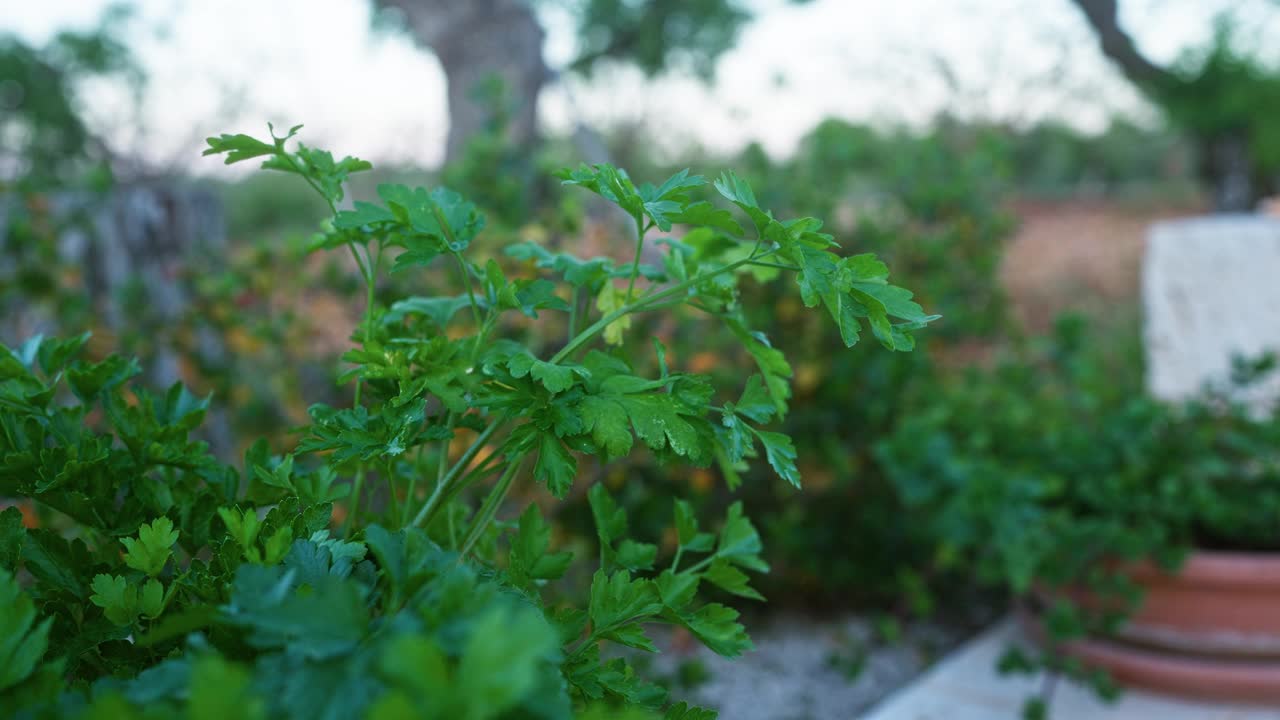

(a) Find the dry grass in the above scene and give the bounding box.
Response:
[1000,198,1203,333]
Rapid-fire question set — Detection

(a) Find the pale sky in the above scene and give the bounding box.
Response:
[4,0,1275,176]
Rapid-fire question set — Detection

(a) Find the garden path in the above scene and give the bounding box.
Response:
[864,619,1280,720]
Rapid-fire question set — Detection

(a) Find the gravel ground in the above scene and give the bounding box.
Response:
[643,612,993,720]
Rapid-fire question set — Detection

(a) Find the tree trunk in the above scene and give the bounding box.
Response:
[376,0,550,164]
[1202,133,1256,213]
[1069,0,1172,88]
[1069,0,1272,212]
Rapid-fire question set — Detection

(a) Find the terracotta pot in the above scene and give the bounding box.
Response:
[1115,551,1280,656]
[1028,549,1280,703]
[1046,631,1280,703]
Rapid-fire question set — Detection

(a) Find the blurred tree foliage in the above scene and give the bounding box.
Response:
[1071,0,1280,209]
[568,0,754,80]
[0,6,139,192]
[1,7,140,337]
[375,0,812,172]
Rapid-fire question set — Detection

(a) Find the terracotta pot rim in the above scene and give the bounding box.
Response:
[1126,548,1280,588]
[1020,612,1280,703]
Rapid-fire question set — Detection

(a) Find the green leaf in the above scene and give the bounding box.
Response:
[483,259,520,310]
[262,142,372,203]
[362,524,406,599]
[0,569,52,692]
[262,526,294,566]
[89,574,138,626]
[378,184,485,269]
[509,504,573,589]
[715,502,769,573]
[703,559,764,601]
[849,286,891,348]
[578,395,635,459]
[373,635,448,715]
[566,653,667,710]
[19,530,89,598]
[252,452,296,493]
[218,507,262,558]
[638,169,705,231]
[673,500,713,552]
[534,432,578,498]
[456,604,561,717]
[752,428,801,488]
[577,373,710,464]
[588,570,662,649]
[606,622,659,653]
[726,319,792,418]
[188,656,265,720]
[293,467,350,506]
[615,539,658,572]
[671,201,744,236]
[385,295,473,328]
[505,243,615,292]
[224,565,368,660]
[789,244,864,348]
[35,332,90,376]
[202,132,277,164]
[140,578,165,619]
[734,374,776,425]
[0,508,25,570]
[121,516,179,577]
[66,354,139,401]
[333,201,396,229]
[508,353,588,395]
[678,603,752,658]
[557,164,644,219]
[588,483,628,563]
[713,171,772,235]
[655,570,699,611]
[665,702,718,720]
[308,530,368,564]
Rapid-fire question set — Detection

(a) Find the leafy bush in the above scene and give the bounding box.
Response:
[0,124,935,718]
[879,316,1280,712]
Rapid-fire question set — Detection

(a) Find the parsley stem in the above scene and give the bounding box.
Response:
[347,244,380,537]
[453,252,484,341]
[384,460,401,529]
[746,260,801,272]
[565,612,671,663]
[624,215,648,302]
[402,444,425,528]
[680,554,716,576]
[430,201,484,343]
[458,451,527,557]
[568,286,580,343]
[431,442,512,513]
[411,416,507,528]
[279,145,374,410]
[551,249,771,364]
[346,467,366,537]
[353,242,381,406]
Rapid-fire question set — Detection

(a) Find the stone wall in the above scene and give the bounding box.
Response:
[1143,215,1280,409]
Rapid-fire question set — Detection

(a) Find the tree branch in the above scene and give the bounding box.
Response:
[1069,0,1175,91]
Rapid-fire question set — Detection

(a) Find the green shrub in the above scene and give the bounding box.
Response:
[879,316,1280,713]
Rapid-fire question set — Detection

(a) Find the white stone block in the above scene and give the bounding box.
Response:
[1143,216,1280,408]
